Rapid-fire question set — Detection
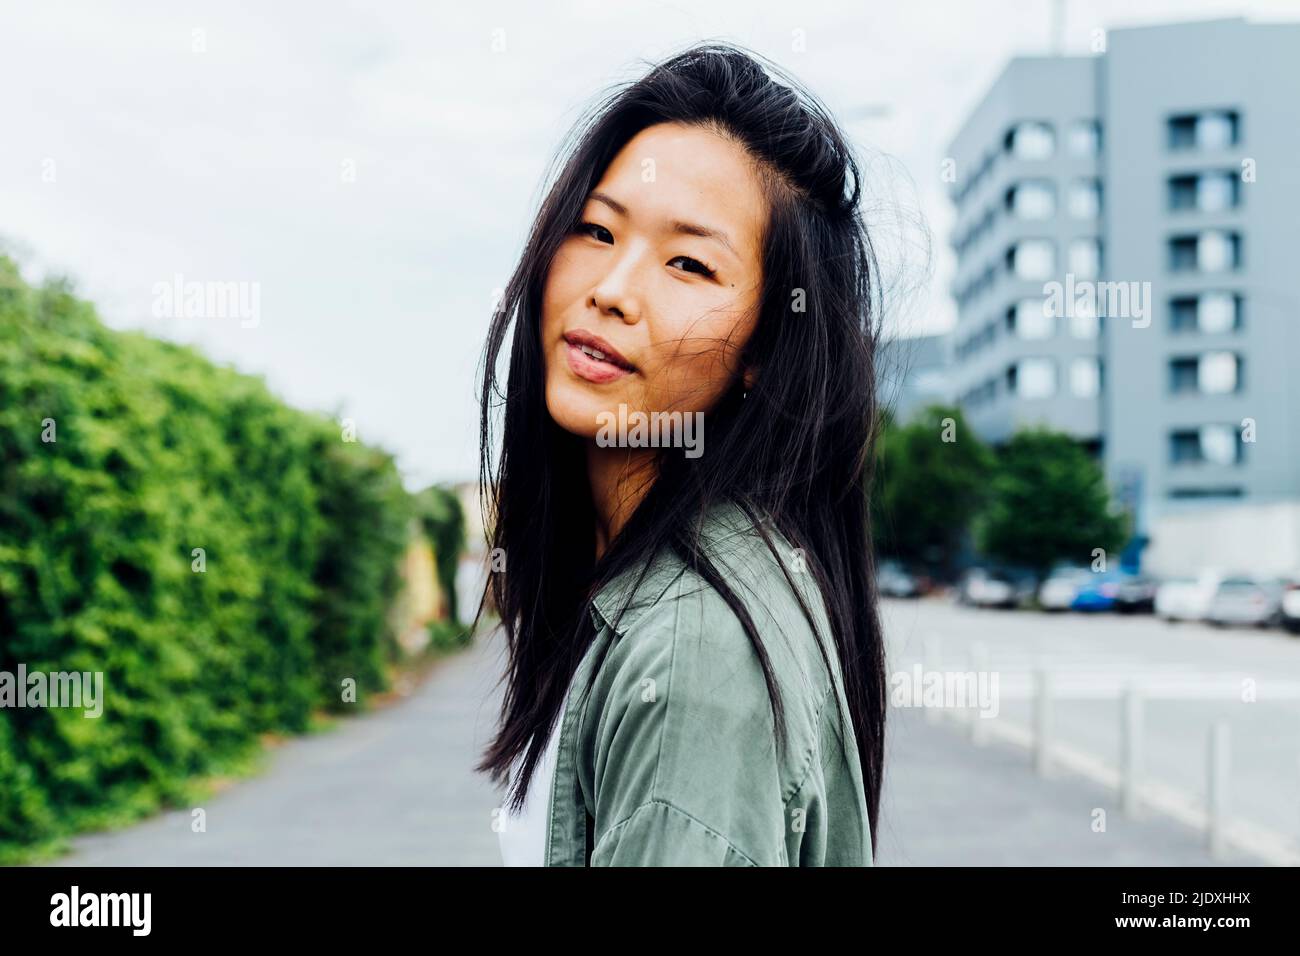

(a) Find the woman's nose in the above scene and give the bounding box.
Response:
[591,243,648,322]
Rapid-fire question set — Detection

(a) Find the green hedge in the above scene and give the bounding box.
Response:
[415,485,467,625]
[0,257,424,852]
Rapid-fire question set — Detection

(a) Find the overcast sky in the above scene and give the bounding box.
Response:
[3,0,1294,487]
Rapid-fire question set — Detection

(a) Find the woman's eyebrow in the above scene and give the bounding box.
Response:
[588,190,738,258]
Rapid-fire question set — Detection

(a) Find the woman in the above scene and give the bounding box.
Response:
[475,42,887,866]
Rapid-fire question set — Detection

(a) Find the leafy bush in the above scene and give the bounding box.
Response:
[0,258,427,851]
[414,485,466,624]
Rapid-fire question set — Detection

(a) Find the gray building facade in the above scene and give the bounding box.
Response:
[946,18,1300,533]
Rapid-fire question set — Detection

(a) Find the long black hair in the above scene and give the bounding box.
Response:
[474,41,887,854]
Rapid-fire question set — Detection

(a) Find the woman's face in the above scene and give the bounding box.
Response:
[541,121,767,445]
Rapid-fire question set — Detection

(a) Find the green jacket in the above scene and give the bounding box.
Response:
[544,501,873,866]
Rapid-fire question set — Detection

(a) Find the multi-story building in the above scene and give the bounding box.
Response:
[947,54,1104,451]
[945,18,1300,534]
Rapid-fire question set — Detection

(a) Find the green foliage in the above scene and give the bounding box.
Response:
[414,485,466,624]
[974,427,1128,577]
[0,257,425,851]
[873,404,994,572]
[426,618,471,651]
[307,435,413,707]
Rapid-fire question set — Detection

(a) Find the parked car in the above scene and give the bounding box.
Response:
[1155,569,1224,622]
[1071,570,1125,612]
[1282,583,1300,634]
[878,560,920,598]
[1205,576,1287,628]
[1114,575,1159,614]
[958,568,1029,609]
[1037,567,1091,611]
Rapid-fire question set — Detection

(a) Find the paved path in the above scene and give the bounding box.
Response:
[47,629,511,866]
[876,705,1254,865]
[879,596,1300,845]
[43,622,1260,866]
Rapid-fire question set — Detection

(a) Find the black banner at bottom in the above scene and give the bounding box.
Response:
[0,865,1286,941]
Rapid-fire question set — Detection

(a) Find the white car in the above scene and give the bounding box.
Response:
[1155,570,1224,622]
[1205,576,1286,628]
[958,569,1017,608]
[1038,568,1092,611]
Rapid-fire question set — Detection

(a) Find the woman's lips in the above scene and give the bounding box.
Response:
[565,340,634,384]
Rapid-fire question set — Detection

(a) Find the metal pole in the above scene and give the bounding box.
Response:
[1120,687,1143,817]
[1035,669,1053,776]
[1207,721,1230,859]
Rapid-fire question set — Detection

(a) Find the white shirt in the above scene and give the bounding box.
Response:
[497,682,572,866]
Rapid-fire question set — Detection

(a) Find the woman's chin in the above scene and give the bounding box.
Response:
[545,390,620,440]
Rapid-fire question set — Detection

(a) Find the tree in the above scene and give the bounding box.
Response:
[975,427,1127,578]
[872,404,994,577]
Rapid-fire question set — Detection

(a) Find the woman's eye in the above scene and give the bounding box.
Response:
[668,255,717,279]
[576,222,613,243]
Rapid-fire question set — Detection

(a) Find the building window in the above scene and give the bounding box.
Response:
[1007,358,1056,399]
[1169,430,1201,463]
[963,377,999,407]
[1168,172,1240,212]
[1199,292,1241,332]
[1169,297,1197,333]
[1005,121,1055,160]
[1199,230,1240,271]
[1011,298,1054,339]
[1168,110,1240,151]
[1169,425,1243,466]
[1006,239,1055,280]
[1005,181,1056,220]
[1067,120,1101,157]
[1168,237,1197,271]
[1170,294,1242,333]
[1168,231,1241,273]
[1070,357,1100,398]
[1170,353,1242,394]
[1068,238,1101,279]
[1070,302,1099,339]
[1068,179,1101,219]
[1169,357,1199,393]
[1167,487,1244,500]
[1200,424,1241,465]
[1199,351,1240,393]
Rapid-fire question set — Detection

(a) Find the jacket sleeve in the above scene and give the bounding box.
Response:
[580,580,794,867]
[590,798,758,866]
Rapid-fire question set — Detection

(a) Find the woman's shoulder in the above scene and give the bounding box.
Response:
[588,500,838,702]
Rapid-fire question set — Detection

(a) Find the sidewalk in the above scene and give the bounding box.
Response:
[46,629,508,866]
[875,704,1258,866]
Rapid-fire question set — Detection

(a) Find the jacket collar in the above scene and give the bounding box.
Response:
[587,499,759,638]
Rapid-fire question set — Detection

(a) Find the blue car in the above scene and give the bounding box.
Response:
[1070,571,1126,611]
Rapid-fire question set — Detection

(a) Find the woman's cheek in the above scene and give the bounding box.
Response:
[639,343,727,415]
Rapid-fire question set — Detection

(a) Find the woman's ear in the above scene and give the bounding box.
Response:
[742,365,759,391]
